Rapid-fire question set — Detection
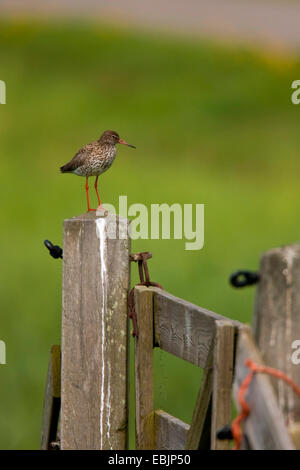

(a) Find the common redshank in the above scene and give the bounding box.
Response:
[60,130,135,211]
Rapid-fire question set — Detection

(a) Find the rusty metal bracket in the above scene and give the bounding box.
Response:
[128,252,163,338]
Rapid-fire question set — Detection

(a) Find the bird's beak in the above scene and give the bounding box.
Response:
[118,138,136,149]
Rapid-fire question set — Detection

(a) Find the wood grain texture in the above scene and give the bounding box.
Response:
[155,410,190,450]
[233,327,295,450]
[152,287,241,368]
[253,244,300,423]
[134,286,155,450]
[288,422,300,449]
[210,321,235,450]
[61,213,130,450]
[41,345,61,450]
[185,347,213,450]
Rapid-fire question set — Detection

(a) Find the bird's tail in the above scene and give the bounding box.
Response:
[60,164,70,173]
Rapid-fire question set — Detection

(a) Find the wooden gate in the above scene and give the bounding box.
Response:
[40,213,300,450]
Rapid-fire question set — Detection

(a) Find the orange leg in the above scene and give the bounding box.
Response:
[85,177,95,212]
[95,176,104,210]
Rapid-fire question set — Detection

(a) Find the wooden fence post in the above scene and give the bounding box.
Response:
[253,244,300,425]
[233,327,294,450]
[134,286,155,450]
[210,320,235,450]
[61,212,130,450]
[41,345,61,450]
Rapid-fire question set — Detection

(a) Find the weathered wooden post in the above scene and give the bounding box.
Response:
[233,327,295,450]
[41,345,61,450]
[253,244,300,432]
[61,212,130,450]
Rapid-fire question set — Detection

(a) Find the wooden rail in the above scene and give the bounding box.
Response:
[155,410,189,450]
[152,287,240,367]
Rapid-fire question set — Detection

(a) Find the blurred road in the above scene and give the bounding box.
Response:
[1,0,300,52]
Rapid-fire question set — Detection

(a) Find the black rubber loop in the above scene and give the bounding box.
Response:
[44,240,63,259]
[230,270,259,288]
[216,425,233,440]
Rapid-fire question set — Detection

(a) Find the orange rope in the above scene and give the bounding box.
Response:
[232,358,300,450]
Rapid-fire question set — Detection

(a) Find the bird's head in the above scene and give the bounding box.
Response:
[99,130,136,148]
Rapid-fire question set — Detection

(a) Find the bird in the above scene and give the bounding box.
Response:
[60,130,136,212]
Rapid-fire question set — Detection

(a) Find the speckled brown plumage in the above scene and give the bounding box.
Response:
[61,130,118,177]
[60,129,135,211]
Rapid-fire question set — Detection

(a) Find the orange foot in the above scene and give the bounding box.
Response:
[97,205,107,212]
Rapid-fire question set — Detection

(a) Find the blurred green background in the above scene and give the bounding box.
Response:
[1,19,300,449]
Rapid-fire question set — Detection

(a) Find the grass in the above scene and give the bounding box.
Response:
[0,19,300,448]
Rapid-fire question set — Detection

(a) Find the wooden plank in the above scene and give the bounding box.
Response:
[134,286,155,450]
[253,244,300,423]
[152,287,241,367]
[233,327,295,450]
[210,321,235,450]
[155,410,190,450]
[41,345,61,450]
[288,422,300,449]
[61,213,130,450]
[185,346,213,450]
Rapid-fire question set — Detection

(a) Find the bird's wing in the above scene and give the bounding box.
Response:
[60,142,97,173]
